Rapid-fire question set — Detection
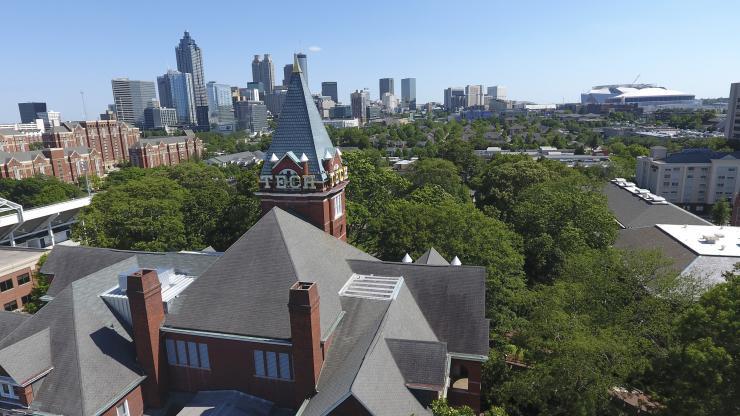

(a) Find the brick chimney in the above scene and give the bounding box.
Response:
[127,269,168,408]
[288,281,322,405]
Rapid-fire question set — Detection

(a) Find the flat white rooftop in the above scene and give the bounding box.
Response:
[657,224,740,257]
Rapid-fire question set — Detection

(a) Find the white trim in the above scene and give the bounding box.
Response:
[21,366,54,387]
[448,352,489,362]
[161,326,292,346]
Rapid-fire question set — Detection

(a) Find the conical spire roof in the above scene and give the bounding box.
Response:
[261,56,335,180]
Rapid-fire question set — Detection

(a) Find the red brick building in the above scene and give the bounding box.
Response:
[0,60,488,415]
[128,132,203,168]
[0,147,104,182]
[0,128,43,153]
[0,247,47,312]
[43,120,140,170]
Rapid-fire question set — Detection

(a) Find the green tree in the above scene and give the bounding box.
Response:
[490,249,692,416]
[342,150,410,250]
[22,253,49,314]
[474,155,573,221]
[510,179,617,283]
[0,176,84,208]
[73,175,188,251]
[430,399,476,416]
[408,158,469,202]
[650,266,739,416]
[711,199,730,225]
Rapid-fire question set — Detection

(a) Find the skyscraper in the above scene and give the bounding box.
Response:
[351,90,369,124]
[111,78,157,127]
[207,82,235,129]
[252,54,275,94]
[175,31,209,130]
[322,82,338,103]
[444,87,466,111]
[728,83,740,140]
[157,70,197,125]
[379,78,394,98]
[401,78,416,110]
[487,85,507,101]
[283,64,293,87]
[296,53,307,83]
[465,84,484,108]
[18,102,47,123]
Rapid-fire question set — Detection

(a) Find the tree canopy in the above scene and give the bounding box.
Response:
[0,176,84,208]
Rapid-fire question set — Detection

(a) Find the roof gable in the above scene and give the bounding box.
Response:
[165,208,376,339]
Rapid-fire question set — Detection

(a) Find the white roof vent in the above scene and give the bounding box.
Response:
[335,148,342,156]
[401,253,413,263]
[451,256,462,266]
[323,149,333,160]
[300,153,309,162]
[339,274,404,301]
[269,153,279,163]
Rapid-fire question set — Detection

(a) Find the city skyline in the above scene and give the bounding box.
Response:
[1,0,740,121]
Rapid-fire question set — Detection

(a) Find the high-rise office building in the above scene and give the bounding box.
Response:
[296,53,307,83]
[379,78,394,98]
[401,78,416,110]
[234,101,268,133]
[322,82,338,103]
[251,54,275,94]
[444,87,466,111]
[487,85,507,101]
[207,82,234,121]
[265,87,288,116]
[351,90,369,123]
[111,78,157,127]
[144,106,178,130]
[175,31,209,130]
[727,83,740,140]
[18,102,47,123]
[283,64,293,87]
[466,85,484,108]
[37,111,61,130]
[157,70,197,125]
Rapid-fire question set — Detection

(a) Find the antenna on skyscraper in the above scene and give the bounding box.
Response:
[80,91,88,120]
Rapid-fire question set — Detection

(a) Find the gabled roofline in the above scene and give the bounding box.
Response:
[92,376,146,416]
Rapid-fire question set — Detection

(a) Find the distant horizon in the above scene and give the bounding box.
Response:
[1,0,739,122]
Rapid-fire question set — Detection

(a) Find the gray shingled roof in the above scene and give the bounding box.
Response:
[615,226,698,272]
[165,208,376,339]
[42,245,221,298]
[347,260,489,356]
[0,311,29,341]
[663,148,740,163]
[415,247,450,266]
[386,339,448,387]
[602,182,711,229]
[260,66,336,180]
[0,258,145,415]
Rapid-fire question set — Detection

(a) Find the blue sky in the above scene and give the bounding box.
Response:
[1,0,739,122]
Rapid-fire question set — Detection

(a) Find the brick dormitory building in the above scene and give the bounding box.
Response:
[0,60,488,415]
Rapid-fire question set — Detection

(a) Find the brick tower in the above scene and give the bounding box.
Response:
[257,55,348,240]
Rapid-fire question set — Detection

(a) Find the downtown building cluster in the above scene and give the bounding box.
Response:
[0,63,487,416]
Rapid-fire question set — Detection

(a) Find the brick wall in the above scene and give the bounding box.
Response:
[0,266,34,312]
[100,385,144,416]
[164,332,298,408]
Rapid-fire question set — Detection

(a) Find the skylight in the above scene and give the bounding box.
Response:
[339,274,404,301]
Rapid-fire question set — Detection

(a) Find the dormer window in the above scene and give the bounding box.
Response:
[0,382,18,400]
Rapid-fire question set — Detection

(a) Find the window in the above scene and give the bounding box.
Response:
[115,400,130,416]
[165,339,210,369]
[16,273,30,285]
[21,295,31,305]
[253,350,292,380]
[332,194,343,219]
[0,383,18,399]
[4,301,18,312]
[0,279,13,292]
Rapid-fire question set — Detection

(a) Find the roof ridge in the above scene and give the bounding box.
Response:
[273,210,302,281]
[69,284,89,415]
